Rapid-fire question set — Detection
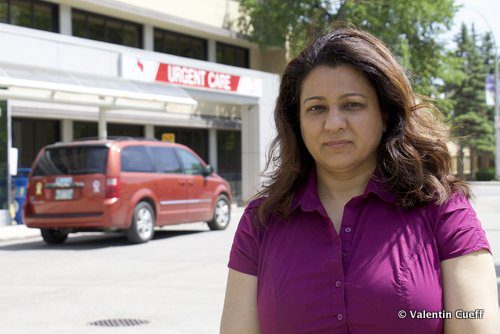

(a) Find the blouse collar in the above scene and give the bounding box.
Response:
[290,167,396,213]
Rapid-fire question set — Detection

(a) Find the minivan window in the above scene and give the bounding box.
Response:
[121,146,155,173]
[33,146,108,176]
[176,149,204,175]
[150,147,182,174]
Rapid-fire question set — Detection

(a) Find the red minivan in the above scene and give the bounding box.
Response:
[23,138,232,244]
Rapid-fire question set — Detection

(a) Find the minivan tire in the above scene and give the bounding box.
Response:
[41,228,69,244]
[207,195,231,230]
[126,201,155,244]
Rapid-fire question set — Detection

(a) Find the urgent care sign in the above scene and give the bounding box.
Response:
[121,55,262,97]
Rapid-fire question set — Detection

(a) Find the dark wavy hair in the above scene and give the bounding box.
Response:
[252,27,471,225]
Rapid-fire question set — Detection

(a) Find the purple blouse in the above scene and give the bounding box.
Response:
[228,169,492,334]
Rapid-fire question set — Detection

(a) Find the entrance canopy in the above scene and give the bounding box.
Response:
[0,62,197,111]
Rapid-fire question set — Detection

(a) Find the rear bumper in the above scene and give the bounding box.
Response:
[24,198,129,230]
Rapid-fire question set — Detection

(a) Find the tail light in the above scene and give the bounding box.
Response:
[105,177,120,199]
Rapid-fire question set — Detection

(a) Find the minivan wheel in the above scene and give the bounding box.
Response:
[126,202,155,244]
[207,195,231,230]
[41,228,69,244]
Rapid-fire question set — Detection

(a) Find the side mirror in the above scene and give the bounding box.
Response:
[202,165,214,176]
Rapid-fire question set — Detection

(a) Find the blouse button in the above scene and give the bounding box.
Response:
[335,281,342,288]
[337,313,343,321]
[345,227,352,234]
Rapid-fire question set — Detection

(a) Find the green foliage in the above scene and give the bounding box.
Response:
[475,167,495,181]
[449,23,494,155]
[479,32,496,121]
[453,112,494,153]
[238,0,334,55]
[238,0,458,97]
[335,0,458,97]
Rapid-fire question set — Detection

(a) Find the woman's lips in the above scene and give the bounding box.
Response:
[324,140,351,148]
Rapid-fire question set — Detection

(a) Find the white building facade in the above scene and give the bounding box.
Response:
[0,0,281,225]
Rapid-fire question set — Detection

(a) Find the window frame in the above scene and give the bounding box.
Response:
[148,146,183,175]
[216,41,249,68]
[153,27,208,61]
[0,0,59,32]
[33,146,109,177]
[174,148,205,176]
[120,145,155,173]
[71,8,143,48]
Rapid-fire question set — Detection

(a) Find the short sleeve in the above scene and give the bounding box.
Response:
[228,203,262,276]
[434,192,492,261]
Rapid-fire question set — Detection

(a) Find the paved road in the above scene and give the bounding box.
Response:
[0,207,244,334]
[0,184,498,334]
[470,184,500,263]
[469,184,500,306]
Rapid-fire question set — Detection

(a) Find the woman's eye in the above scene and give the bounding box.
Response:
[307,105,326,113]
[343,102,364,110]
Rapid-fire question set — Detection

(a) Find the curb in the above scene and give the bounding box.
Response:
[0,204,245,243]
[0,225,41,242]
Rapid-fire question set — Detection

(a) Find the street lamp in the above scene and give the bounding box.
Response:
[494,45,500,180]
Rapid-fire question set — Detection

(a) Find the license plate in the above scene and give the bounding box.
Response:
[55,189,73,200]
[55,177,73,187]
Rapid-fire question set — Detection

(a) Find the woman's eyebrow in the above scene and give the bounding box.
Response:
[339,93,367,99]
[303,93,368,104]
[302,96,326,104]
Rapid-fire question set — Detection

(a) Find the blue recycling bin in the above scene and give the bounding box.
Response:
[12,168,31,225]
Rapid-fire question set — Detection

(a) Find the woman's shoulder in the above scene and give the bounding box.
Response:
[244,196,268,212]
[421,190,476,230]
[425,190,472,214]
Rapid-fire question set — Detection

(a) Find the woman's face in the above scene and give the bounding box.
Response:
[299,65,386,175]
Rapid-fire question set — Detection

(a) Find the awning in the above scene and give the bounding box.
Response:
[0,62,197,111]
[185,87,259,106]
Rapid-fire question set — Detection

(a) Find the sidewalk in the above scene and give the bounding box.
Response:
[0,224,41,242]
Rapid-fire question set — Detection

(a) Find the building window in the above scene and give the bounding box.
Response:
[217,130,241,200]
[154,28,207,61]
[72,9,142,48]
[154,127,208,162]
[73,121,97,140]
[216,42,249,68]
[107,123,144,138]
[74,122,144,139]
[0,0,59,33]
[12,117,61,168]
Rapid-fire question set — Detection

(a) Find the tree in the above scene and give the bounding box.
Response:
[449,24,494,179]
[238,0,335,59]
[479,32,496,122]
[238,0,458,97]
[333,0,457,97]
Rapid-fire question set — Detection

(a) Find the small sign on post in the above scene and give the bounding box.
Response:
[486,75,495,107]
[162,133,175,143]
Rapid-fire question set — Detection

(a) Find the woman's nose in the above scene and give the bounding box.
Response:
[324,107,347,132]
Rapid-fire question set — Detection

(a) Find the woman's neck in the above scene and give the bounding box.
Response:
[316,164,376,203]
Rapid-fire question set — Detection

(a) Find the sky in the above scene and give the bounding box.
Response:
[449,0,500,47]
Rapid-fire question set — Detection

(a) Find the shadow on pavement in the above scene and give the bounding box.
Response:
[0,229,204,251]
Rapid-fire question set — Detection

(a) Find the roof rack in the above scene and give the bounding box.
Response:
[71,136,160,142]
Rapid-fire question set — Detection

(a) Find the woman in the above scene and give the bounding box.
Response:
[220,28,499,334]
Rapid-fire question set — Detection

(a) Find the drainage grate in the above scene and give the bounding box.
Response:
[88,318,150,327]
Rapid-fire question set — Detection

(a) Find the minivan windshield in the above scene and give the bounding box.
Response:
[33,146,108,176]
